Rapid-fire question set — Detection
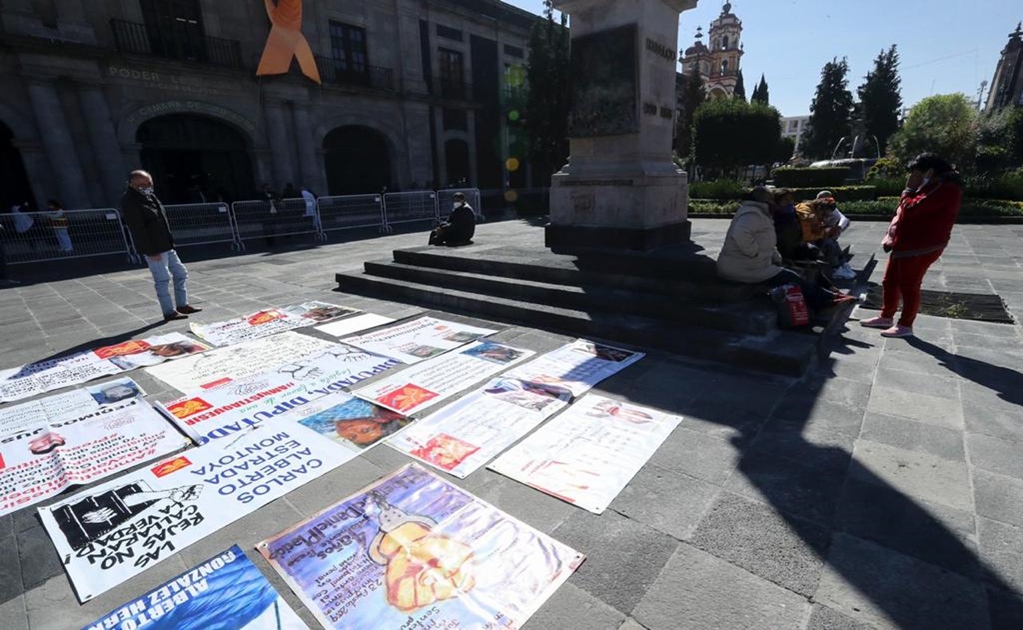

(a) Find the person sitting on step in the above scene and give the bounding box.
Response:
[429,192,476,247]
[795,196,853,280]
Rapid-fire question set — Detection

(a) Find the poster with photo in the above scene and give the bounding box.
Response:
[340,316,498,364]
[353,341,534,416]
[488,394,682,514]
[146,331,337,392]
[94,333,210,370]
[0,378,144,436]
[503,339,645,398]
[387,377,571,478]
[39,424,356,603]
[82,545,308,630]
[257,463,584,630]
[190,302,360,347]
[0,352,122,404]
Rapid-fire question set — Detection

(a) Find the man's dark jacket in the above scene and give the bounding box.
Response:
[121,187,174,256]
[443,204,476,243]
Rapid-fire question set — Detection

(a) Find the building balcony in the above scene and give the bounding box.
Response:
[110,19,242,68]
[315,57,395,91]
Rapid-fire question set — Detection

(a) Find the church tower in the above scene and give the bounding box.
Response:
[986,22,1023,112]
[681,2,744,99]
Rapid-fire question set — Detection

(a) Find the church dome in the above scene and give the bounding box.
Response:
[685,41,709,56]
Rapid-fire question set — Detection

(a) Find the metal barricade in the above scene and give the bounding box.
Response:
[0,209,137,265]
[231,198,325,246]
[316,194,387,236]
[381,191,439,233]
[163,203,241,250]
[436,188,484,222]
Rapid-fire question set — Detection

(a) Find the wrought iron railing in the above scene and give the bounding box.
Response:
[315,57,395,91]
[110,19,243,68]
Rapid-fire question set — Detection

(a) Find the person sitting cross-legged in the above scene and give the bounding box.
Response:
[429,192,476,247]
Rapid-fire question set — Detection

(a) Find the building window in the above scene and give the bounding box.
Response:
[140,0,207,62]
[330,21,369,80]
[504,44,524,58]
[443,108,468,131]
[789,120,799,132]
[437,24,463,42]
[721,59,728,74]
[723,36,729,49]
[439,48,465,99]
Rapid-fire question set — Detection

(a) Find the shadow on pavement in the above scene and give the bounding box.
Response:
[908,337,1023,407]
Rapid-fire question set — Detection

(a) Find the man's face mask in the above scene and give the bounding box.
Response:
[454,201,464,209]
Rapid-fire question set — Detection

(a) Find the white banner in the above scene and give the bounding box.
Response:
[353,341,534,416]
[146,331,337,392]
[159,345,404,445]
[503,339,645,397]
[341,316,498,364]
[190,301,360,347]
[317,312,395,338]
[1,379,188,517]
[39,424,356,603]
[488,394,682,514]
[387,377,571,478]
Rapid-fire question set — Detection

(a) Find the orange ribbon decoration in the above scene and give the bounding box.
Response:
[256,0,321,84]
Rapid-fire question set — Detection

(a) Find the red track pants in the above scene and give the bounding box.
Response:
[881,250,943,327]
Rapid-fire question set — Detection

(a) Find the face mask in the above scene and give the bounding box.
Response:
[138,185,154,196]
[454,202,464,209]
[919,178,930,190]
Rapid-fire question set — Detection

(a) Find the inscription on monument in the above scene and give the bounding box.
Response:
[568,24,638,137]
[645,38,676,63]
[660,107,673,119]
[643,102,658,116]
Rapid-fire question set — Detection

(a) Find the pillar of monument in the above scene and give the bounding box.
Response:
[546,0,699,252]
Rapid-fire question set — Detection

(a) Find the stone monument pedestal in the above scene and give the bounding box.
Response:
[546,0,699,253]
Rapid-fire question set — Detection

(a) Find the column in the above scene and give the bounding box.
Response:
[25,78,92,208]
[262,100,294,189]
[290,103,323,193]
[78,84,126,205]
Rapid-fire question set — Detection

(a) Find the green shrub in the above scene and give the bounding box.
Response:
[843,197,1023,217]
[866,156,903,180]
[688,200,739,215]
[772,167,850,187]
[964,170,1023,201]
[864,178,906,197]
[786,186,877,202]
[688,180,748,200]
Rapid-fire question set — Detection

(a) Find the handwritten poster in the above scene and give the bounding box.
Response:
[503,339,645,397]
[39,424,356,603]
[190,301,360,347]
[257,464,584,630]
[488,394,682,514]
[341,316,498,364]
[353,341,534,416]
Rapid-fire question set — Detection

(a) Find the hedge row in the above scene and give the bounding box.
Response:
[689,182,880,201]
[688,198,1023,217]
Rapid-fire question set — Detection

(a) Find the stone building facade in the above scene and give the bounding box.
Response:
[986,22,1023,113]
[0,0,537,209]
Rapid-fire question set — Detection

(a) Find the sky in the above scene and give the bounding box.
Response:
[502,0,1021,117]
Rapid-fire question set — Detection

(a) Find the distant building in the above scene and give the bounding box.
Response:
[781,116,810,154]
[680,2,744,100]
[986,22,1023,112]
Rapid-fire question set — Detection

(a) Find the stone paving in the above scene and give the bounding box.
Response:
[1,218,1022,629]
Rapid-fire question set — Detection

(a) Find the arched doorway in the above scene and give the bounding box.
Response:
[137,114,253,203]
[0,122,34,210]
[324,126,391,195]
[444,139,470,187]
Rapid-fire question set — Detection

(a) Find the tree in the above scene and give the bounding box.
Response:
[751,74,769,105]
[976,106,1023,172]
[524,1,572,179]
[692,98,782,177]
[774,136,796,164]
[802,58,854,160]
[857,45,903,155]
[888,93,978,171]
[733,69,746,101]
[674,71,706,159]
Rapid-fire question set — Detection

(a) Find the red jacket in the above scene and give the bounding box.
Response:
[884,176,962,257]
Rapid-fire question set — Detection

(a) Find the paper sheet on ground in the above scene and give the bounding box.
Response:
[1,378,188,517]
[146,331,337,392]
[488,394,682,514]
[353,341,534,416]
[340,316,497,364]
[82,545,308,630]
[190,302,360,347]
[0,333,208,403]
[387,377,571,478]
[159,345,404,446]
[502,339,645,397]
[316,312,395,338]
[257,463,584,630]
[39,423,356,603]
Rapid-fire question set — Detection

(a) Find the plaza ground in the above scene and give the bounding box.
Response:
[1,218,1022,629]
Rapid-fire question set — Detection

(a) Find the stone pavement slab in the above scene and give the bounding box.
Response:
[849,440,974,512]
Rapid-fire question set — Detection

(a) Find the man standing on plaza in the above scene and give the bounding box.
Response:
[121,170,202,321]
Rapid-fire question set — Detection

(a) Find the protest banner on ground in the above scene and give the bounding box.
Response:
[387,377,571,478]
[340,316,498,364]
[353,341,534,416]
[488,394,682,514]
[502,339,645,398]
[0,333,208,403]
[290,391,414,454]
[257,463,584,630]
[316,312,395,338]
[159,346,403,446]
[1,379,188,517]
[190,301,360,347]
[82,545,308,630]
[146,331,337,392]
[39,424,355,603]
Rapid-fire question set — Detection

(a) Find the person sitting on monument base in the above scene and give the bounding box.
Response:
[716,187,855,311]
[429,192,476,247]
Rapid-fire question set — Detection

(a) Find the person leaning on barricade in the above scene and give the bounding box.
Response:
[429,192,476,247]
[120,170,203,322]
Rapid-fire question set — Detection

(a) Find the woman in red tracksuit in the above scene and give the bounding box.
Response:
[861,153,962,338]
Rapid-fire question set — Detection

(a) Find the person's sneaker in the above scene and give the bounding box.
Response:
[177,305,203,314]
[881,325,914,338]
[860,316,894,328]
[164,311,189,321]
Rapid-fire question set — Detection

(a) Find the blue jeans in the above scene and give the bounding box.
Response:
[146,250,188,315]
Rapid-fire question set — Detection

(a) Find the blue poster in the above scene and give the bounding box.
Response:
[82,545,307,630]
